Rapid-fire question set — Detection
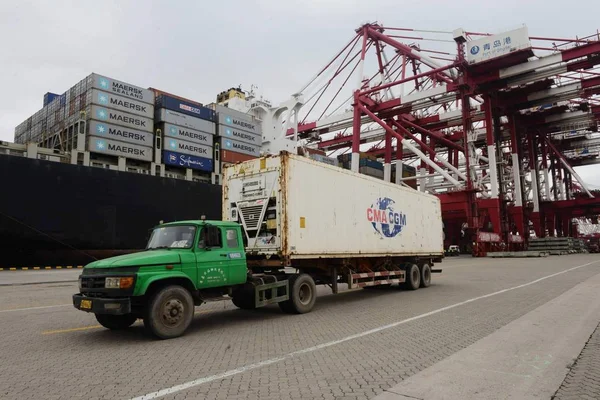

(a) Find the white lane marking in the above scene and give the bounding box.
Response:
[0,304,71,313]
[130,260,600,400]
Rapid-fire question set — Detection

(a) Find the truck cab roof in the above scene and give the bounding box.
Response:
[158,220,238,228]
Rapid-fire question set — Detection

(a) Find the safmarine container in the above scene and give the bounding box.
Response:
[156,95,216,122]
[88,120,153,148]
[88,137,153,162]
[160,123,214,147]
[163,150,213,172]
[155,109,216,134]
[220,137,261,157]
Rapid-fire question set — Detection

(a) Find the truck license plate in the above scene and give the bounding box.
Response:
[80,299,92,310]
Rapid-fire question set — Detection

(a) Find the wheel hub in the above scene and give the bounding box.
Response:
[298,283,312,305]
[162,298,184,326]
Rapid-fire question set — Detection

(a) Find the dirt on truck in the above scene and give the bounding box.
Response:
[73,152,444,339]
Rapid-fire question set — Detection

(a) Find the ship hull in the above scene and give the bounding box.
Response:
[0,154,222,267]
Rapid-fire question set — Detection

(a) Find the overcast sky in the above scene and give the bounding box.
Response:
[1,0,599,186]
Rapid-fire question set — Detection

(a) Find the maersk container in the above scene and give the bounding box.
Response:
[164,137,212,159]
[89,89,154,119]
[155,109,216,134]
[90,105,153,133]
[216,105,261,135]
[160,123,214,147]
[220,137,261,157]
[90,73,155,105]
[218,124,262,146]
[156,95,216,122]
[88,137,153,162]
[88,120,154,148]
[223,153,443,258]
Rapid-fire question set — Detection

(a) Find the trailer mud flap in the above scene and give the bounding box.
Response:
[348,270,406,289]
[255,280,289,307]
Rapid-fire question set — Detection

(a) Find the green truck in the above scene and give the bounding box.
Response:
[73,154,443,339]
[73,220,297,339]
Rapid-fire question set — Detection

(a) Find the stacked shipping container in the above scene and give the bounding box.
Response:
[154,94,216,173]
[85,75,155,162]
[215,105,263,164]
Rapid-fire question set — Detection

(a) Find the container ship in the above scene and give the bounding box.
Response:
[2,73,415,268]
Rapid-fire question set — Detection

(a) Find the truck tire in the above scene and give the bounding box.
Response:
[95,313,137,330]
[143,285,194,339]
[232,284,257,310]
[403,264,421,290]
[420,263,432,288]
[278,274,316,314]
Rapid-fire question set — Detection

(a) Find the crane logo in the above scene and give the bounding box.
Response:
[366,197,406,238]
[470,45,480,55]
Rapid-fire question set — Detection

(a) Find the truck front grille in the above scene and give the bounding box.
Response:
[80,276,105,289]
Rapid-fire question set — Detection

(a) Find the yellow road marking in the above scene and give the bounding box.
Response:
[22,267,29,270]
[45,266,51,270]
[66,266,73,269]
[39,309,218,335]
[33,267,40,270]
[77,266,83,269]
[42,325,102,335]
[9,268,16,271]
[56,266,62,269]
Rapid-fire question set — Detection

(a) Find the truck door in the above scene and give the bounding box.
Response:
[196,226,229,289]
[223,227,247,285]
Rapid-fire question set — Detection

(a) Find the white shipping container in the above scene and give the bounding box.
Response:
[223,153,443,259]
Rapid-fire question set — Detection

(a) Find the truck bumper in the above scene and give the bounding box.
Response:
[72,294,131,315]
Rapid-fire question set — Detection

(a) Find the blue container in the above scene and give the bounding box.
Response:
[155,95,216,122]
[43,92,59,106]
[163,150,213,172]
[359,158,383,170]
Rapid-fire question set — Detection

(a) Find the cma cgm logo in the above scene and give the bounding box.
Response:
[366,197,406,238]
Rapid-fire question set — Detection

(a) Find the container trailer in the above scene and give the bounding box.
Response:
[73,152,443,339]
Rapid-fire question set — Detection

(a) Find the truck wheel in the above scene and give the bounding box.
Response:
[143,285,194,339]
[420,263,432,288]
[95,314,137,330]
[403,264,421,290]
[232,284,256,310]
[278,274,316,314]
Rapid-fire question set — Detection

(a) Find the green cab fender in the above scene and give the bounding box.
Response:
[133,271,197,296]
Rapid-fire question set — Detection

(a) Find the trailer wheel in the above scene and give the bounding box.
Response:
[143,285,194,339]
[95,314,137,330]
[420,263,432,288]
[403,264,421,290]
[278,274,316,314]
[232,284,257,310]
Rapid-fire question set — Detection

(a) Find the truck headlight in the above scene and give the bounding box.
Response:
[105,277,134,289]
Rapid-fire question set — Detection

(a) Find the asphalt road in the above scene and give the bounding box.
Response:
[1,255,599,400]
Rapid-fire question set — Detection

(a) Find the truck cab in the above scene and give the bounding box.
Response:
[73,220,252,338]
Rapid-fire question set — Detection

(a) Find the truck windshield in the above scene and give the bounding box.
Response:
[147,225,197,249]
